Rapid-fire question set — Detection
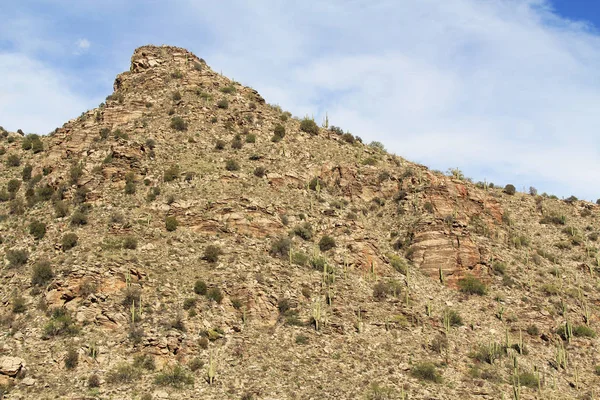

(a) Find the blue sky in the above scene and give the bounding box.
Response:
[1,0,600,200]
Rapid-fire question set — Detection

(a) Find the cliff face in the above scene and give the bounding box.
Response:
[0,45,599,400]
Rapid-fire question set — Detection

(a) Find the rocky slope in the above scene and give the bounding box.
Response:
[0,45,599,400]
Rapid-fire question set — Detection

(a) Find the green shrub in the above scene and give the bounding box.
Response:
[0,189,8,202]
[122,236,138,250]
[43,308,79,337]
[7,179,21,194]
[6,154,20,167]
[124,181,136,194]
[389,255,408,275]
[300,118,319,135]
[272,124,286,141]
[88,374,100,388]
[170,117,188,131]
[36,184,54,201]
[492,262,506,275]
[31,260,53,286]
[341,133,355,144]
[172,91,182,101]
[70,163,83,184]
[318,235,336,251]
[295,334,309,345]
[164,165,180,182]
[22,164,32,181]
[106,363,140,384]
[154,365,194,387]
[220,85,236,94]
[28,220,47,240]
[270,237,291,258]
[515,371,539,388]
[6,249,28,268]
[165,216,178,231]
[62,233,78,251]
[65,347,79,370]
[308,177,325,191]
[203,245,223,263]
[217,99,229,109]
[183,298,197,310]
[557,324,596,339]
[246,133,256,143]
[444,309,463,326]
[540,213,566,225]
[12,296,26,313]
[293,222,313,240]
[458,274,487,295]
[411,362,443,383]
[133,354,156,371]
[253,166,266,177]
[70,210,88,226]
[207,287,223,303]
[503,184,516,195]
[194,280,207,295]
[225,159,240,171]
[54,201,69,218]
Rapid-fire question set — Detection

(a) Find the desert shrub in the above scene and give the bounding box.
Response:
[6,154,20,167]
[194,280,207,295]
[124,181,136,194]
[31,259,53,286]
[515,370,539,388]
[253,166,266,177]
[28,220,47,240]
[9,198,25,215]
[557,324,596,339]
[411,362,443,383]
[369,141,386,151]
[164,165,180,182]
[36,184,54,201]
[293,222,313,240]
[217,99,229,109]
[503,184,516,195]
[220,85,236,94]
[203,245,223,263]
[172,91,182,101]
[88,374,100,388]
[341,133,355,144]
[272,124,286,141]
[72,187,88,205]
[246,133,256,143]
[6,249,28,268]
[207,287,223,303]
[300,118,319,135]
[22,164,32,181]
[295,334,309,345]
[70,210,88,226]
[170,116,187,131]
[155,365,194,387]
[7,179,21,194]
[318,235,336,251]
[444,309,463,326]
[270,237,291,258]
[540,212,566,225]
[69,163,84,184]
[0,190,8,202]
[213,139,226,150]
[62,233,78,251]
[225,159,240,171]
[165,216,178,231]
[389,255,408,275]
[12,296,26,313]
[458,274,487,295]
[188,357,204,372]
[183,298,196,310]
[291,251,309,266]
[43,308,79,337]
[123,236,138,250]
[526,325,540,336]
[106,363,140,384]
[373,282,391,300]
[65,347,79,370]
[492,262,506,275]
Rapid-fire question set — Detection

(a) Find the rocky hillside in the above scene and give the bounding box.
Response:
[1,45,599,400]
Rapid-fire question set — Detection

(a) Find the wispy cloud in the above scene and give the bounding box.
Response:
[75,38,91,54]
[0,0,599,199]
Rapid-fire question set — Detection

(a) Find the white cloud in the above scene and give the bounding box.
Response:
[76,38,91,51]
[0,53,92,134]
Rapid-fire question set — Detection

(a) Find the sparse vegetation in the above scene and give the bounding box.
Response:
[300,118,319,135]
[411,362,443,383]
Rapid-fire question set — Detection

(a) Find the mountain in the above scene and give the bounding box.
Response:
[0,45,599,400]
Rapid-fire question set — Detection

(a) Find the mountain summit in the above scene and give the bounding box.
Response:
[0,45,599,399]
